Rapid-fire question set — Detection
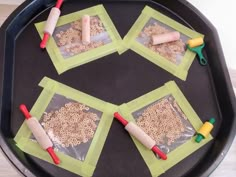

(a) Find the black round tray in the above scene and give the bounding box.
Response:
[0,0,236,177]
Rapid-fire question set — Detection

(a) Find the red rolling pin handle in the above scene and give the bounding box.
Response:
[152,146,167,160]
[40,33,50,49]
[19,104,31,120]
[56,0,64,9]
[47,147,60,165]
[114,112,128,126]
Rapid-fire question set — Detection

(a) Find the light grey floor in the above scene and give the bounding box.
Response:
[0,1,236,177]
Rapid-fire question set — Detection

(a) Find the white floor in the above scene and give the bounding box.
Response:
[189,0,236,70]
[0,1,236,177]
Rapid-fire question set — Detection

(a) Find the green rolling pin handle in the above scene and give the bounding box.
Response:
[197,44,207,66]
[187,43,207,66]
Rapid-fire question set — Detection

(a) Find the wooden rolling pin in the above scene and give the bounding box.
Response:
[40,0,64,49]
[19,104,60,164]
[114,112,167,160]
[82,15,90,44]
[151,31,180,45]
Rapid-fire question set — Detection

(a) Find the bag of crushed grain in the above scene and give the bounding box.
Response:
[117,81,213,177]
[14,77,117,177]
[123,6,204,81]
[35,5,125,74]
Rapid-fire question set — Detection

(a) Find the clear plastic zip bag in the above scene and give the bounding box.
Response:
[35,5,124,74]
[15,77,117,177]
[118,81,213,177]
[123,6,204,80]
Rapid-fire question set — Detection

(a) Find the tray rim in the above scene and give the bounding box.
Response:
[0,0,236,177]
